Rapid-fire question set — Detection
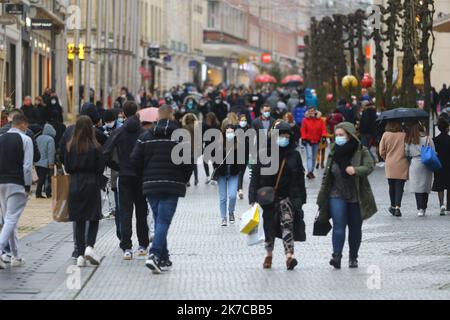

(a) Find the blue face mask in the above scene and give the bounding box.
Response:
[263,112,271,119]
[335,136,348,146]
[277,137,290,148]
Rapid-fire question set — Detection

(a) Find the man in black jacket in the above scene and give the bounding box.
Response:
[131,105,193,274]
[103,102,149,260]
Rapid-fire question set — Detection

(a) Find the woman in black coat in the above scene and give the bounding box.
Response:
[64,116,106,267]
[249,121,307,271]
[433,118,450,215]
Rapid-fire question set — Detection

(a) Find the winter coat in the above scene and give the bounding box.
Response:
[35,124,56,168]
[249,144,307,242]
[360,107,378,135]
[64,144,106,222]
[293,106,307,126]
[211,102,229,123]
[433,133,450,191]
[406,136,434,194]
[212,138,245,178]
[327,112,344,134]
[379,132,409,180]
[103,115,145,177]
[317,122,377,222]
[305,89,318,109]
[130,120,193,198]
[287,92,300,111]
[301,115,327,144]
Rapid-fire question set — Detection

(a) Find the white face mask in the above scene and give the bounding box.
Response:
[226,132,236,141]
[51,99,57,105]
[106,122,115,129]
[239,121,248,128]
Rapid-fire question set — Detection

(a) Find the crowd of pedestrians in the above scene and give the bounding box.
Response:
[1,82,450,275]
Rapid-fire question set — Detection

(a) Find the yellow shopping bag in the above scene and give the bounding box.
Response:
[240,204,261,235]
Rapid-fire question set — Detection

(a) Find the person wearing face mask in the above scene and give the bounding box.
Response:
[236,115,250,200]
[102,110,119,137]
[249,121,306,271]
[202,113,220,184]
[49,94,64,124]
[213,124,243,226]
[316,122,377,270]
[301,108,328,179]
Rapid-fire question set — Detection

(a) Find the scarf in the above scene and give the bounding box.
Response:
[333,138,359,179]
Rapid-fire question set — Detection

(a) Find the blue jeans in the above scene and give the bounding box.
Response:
[217,175,239,219]
[329,197,363,260]
[147,195,179,260]
[306,143,319,173]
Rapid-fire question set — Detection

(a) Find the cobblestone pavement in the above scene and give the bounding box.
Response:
[17,197,53,239]
[2,152,450,300]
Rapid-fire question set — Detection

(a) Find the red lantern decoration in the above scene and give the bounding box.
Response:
[326,94,334,102]
[361,73,373,88]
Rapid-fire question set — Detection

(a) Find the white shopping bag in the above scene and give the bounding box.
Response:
[247,208,265,246]
[239,203,262,234]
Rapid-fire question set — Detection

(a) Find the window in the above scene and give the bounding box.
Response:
[208,1,219,29]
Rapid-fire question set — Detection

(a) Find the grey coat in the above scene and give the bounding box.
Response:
[35,124,56,168]
[406,135,434,194]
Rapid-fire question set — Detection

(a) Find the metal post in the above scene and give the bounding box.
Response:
[84,0,92,104]
[73,0,80,113]
[117,0,124,91]
[103,0,111,109]
[95,0,103,104]
[111,0,119,92]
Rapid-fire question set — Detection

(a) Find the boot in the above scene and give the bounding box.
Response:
[329,254,342,269]
[349,258,359,269]
[263,256,273,269]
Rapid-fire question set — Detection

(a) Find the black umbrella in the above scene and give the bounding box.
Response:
[377,108,429,122]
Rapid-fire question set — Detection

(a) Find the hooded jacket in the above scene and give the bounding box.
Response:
[103,115,145,177]
[317,122,377,222]
[35,124,56,168]
[130,119,193,197]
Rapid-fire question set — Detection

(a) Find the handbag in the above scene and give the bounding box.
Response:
[256,159,287,206]
[211,149,232,181]
[313,211,332,236]
[51,167,70,223]
[421,137,442,172]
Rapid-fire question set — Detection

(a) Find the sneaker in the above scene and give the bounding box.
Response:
[0,258,6,270]
[77,256,86,268]
[376,162,385,168]
[229,214,235,224]
[160,259,173,271]
[1,253,11,264]
[145,254,162,274]
[136,247,147,257]
[238,190,244,200]
[84,247,100,266]
[440,206,446,216]
[418,209,425,217]
[394,208,402,217]
[221,218,228,227]
[205,178,211,185]
[11,257,25,268]
[389,207,396,216]
[123,250,133,261]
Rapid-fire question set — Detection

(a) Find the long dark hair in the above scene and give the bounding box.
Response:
[67,115,100,154]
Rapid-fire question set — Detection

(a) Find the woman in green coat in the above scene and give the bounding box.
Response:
[316,122,377,269]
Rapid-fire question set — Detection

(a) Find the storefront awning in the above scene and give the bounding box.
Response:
[35,5,65,31]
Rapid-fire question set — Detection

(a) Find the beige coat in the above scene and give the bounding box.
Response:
[379,132,409,180]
